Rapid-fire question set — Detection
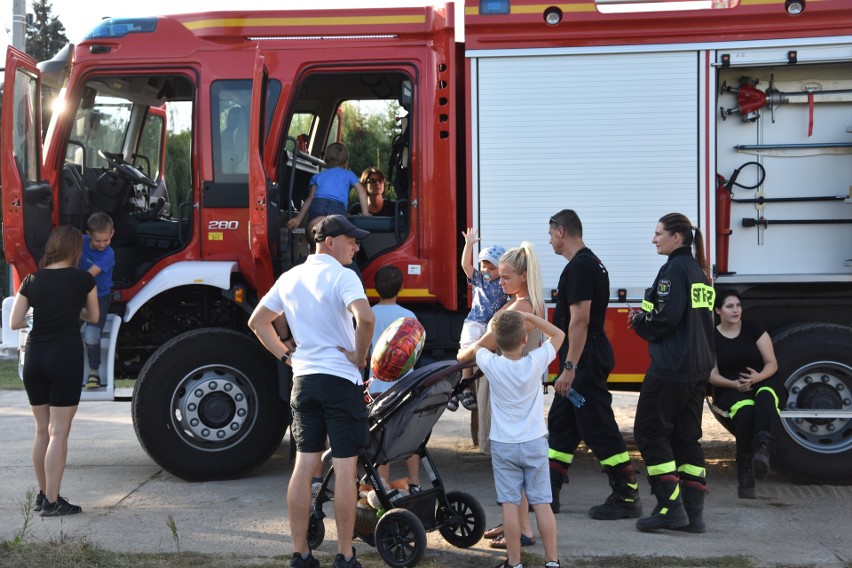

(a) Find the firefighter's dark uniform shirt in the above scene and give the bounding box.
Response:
[553,247,608,363]
[632,247,715,381]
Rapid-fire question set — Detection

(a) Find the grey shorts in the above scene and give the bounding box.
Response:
[491,436,552,506]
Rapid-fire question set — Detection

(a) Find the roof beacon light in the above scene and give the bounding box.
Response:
[544,6,564,25]
[785,0,805,15]
[480,0,510,15]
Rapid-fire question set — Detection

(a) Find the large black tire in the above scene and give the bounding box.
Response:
[374,508,427,568]
[437,491,486,548]
[132,328,288,481]
[769,323,852,484]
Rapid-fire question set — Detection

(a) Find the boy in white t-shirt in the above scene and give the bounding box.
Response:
[474,311,564,568]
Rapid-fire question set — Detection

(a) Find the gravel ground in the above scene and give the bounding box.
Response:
[0,390,849,567]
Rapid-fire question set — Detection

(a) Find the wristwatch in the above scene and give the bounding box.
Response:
[280,352,290,362]
[563,360,575,372]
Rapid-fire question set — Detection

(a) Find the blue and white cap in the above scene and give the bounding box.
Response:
[478,245,506,267]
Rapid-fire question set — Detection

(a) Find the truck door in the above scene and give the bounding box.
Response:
[1,47,53,278]
[248,51,275,295]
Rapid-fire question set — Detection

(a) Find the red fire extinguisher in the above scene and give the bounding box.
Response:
[716,162,765,275]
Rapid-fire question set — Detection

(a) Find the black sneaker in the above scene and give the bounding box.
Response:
[40,496,82,517]
[290,552,320,568]
[33,490,46,512]
[332,548,362,568]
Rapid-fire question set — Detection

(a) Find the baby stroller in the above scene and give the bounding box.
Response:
[307,360,486,567]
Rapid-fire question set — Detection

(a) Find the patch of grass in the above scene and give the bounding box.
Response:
[0,536,767,568]
[0,359,22,390]
[0,359,137,391]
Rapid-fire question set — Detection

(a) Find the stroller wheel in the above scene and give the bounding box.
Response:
[374,508,426,567]
[307,511,325,549]
[437,491,486,548]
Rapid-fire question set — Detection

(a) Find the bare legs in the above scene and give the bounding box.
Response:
[288,451,321,556]
[31,404,78,502]
[331,455,359,557]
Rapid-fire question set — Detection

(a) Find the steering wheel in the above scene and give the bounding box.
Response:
[98,150,158,189]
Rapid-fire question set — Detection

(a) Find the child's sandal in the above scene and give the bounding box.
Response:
[460,390,478,410]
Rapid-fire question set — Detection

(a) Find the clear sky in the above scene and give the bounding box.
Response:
[3,0,461,45]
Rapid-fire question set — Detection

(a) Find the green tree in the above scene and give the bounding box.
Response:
[165,130,192,209]
[25,0,68,62]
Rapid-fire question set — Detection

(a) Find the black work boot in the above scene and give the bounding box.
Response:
[752,431,774,481]
[673,480,707,533]
[737,452,756,499]
[635,474,688,532]
[549,460,569,514]
[589,463,643,520]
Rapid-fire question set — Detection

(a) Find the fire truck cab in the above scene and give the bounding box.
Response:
[2,1,851,484]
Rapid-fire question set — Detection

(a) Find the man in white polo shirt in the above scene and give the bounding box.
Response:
[249,214,375,568]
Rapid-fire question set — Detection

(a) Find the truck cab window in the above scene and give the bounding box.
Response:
[280,70,413,272]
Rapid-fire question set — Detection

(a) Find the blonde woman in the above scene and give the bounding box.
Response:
[459,241,544,550]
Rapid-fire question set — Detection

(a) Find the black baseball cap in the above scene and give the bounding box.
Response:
[312,214,369,242]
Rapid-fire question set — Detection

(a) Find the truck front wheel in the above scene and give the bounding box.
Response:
[132,328,288,481]
[771,323,852,484]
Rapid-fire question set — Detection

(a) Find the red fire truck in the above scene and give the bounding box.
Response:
[2,0,850,483]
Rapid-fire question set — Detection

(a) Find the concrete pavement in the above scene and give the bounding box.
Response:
[0,389,849,567]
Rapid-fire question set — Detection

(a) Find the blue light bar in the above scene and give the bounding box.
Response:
[86,18,157,39]
[480,0,510,15]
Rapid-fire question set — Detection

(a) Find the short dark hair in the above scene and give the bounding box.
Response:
[715,288,741,310]
[549,209,582,238]
[375,265,404,299]
[491,311,527,352]
[87,212,113,233]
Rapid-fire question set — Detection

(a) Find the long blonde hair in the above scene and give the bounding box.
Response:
[500,241,544,317]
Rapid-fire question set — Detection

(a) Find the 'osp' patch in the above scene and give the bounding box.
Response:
[657,279,671,297]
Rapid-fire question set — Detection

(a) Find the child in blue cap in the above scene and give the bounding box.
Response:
[449,228,507,412]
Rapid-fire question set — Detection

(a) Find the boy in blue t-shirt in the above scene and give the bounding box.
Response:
[448,227,506,412]
[285,142,371,236]
[79,212,115,389]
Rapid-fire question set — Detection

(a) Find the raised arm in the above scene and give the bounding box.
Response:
[460,227,479,280]
[522,311,565,353]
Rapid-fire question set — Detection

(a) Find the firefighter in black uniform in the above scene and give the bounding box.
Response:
[630,212,715,533]
[547,209,642,519]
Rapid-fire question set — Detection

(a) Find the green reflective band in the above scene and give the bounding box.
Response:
[647,461,677,476]
[641,299,654,313]
[668,484,681,500]
[756,386,781,414]
[691,283,715,310]
[678,464,706,479]
[600,451,631,467]
[548,448,573,464]
[728,398,755,419]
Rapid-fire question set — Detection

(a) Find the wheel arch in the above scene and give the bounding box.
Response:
[124,260,239,322]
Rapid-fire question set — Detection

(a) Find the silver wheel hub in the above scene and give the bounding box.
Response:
[783,361,852,454]
[171,365,254,450]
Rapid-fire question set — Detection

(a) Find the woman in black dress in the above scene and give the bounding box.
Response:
[710,289,780,499]
[10,225,99,516]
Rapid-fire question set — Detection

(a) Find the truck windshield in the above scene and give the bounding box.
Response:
[65,93,132,169]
